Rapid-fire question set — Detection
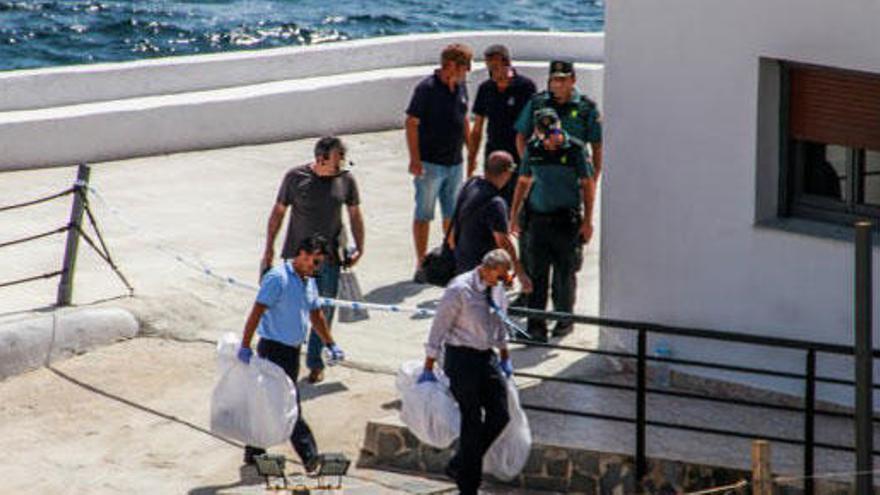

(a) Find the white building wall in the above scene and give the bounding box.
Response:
[602,0,880,402]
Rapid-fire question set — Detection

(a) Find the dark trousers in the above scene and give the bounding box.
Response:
[525,213,580,331]
[444,345,510,495]
[244,338,318,466]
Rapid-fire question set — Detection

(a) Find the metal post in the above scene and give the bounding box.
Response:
[855,221,874,495]
[804,349,816,495]
[636,329,647,491]
[56,164,90,306]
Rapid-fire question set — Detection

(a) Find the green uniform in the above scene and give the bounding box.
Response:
[519,135,592,338]
[515,89,602,151]
[520,137,593,213]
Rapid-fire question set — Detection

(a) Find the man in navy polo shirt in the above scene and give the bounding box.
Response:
[237,234,346,469]
[468,44,537,206]
[406,43,473,280]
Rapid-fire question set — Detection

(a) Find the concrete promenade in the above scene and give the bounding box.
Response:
[0,129,598,493]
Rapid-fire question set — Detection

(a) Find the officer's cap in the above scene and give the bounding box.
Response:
[549,60,575,78]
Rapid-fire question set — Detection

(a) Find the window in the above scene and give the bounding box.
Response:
[781,63,880,225]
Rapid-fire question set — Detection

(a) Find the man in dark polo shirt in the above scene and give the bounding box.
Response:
[449,151,531,293]
[406,43,473,279]
[468,44,537,206]
[510,109,595,342]
[260,136,365,383]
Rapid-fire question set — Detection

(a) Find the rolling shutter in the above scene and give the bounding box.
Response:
[789,64,880,150]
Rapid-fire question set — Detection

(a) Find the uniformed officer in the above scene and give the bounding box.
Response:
[509,108,596,342]
[513,60,603,333]
[418,249,514,495]
[514,60,603,176]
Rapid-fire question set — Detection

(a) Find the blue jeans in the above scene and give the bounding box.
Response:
[413,161,463,222]
[306,260,340,370]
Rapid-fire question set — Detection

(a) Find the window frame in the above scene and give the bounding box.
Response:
[779,62,880,227]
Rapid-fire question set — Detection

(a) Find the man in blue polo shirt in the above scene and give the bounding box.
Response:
[406,43,474,280]
[237,234,346,469]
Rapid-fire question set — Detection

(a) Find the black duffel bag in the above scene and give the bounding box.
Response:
[421,240,456,286]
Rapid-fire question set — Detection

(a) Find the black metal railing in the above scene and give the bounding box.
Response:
[507,304,876,495]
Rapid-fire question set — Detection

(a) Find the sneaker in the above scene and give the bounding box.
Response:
[243,446,266,465]
[552,321,574,338]
[307,368,324,384]
[413,268,427,284]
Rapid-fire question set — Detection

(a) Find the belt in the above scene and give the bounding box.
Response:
[446,344,494,357]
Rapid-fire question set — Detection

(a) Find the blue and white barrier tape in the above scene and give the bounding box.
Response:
[318,297,530,339]
[85,184,529,338]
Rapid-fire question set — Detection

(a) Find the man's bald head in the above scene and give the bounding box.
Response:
[485,150,515,178]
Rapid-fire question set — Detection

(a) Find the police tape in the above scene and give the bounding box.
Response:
[318,297,530,338]
[84,184,529,338]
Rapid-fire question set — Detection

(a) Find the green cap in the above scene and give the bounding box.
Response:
[549,60,575,77]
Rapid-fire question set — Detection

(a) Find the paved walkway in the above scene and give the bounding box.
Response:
[0,130,595,493]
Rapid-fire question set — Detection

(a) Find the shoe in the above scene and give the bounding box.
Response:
[413,268,427,284]
[526,320,548,343]
[552,321,574,338]
[305,455,322,475]
[243,446,266,465]
[307,368,324,384]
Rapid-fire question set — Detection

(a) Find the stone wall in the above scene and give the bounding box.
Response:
[359,419,750,494]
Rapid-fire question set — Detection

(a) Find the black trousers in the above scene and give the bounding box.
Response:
[444,345,510,495]
[244,338,318,466]
[524,212,580,331]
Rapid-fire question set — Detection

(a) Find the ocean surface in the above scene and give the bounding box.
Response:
[0,0,604,72]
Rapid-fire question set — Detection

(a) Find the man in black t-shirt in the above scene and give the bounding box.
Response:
[261,136,366,384]
[450,151,531,292]
[469,44,537,206]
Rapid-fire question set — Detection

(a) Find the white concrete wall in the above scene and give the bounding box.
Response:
[602,0,880,403]
[0,31,603,171]
[0,31,603,112]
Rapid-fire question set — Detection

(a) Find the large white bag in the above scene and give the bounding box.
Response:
[483,377,532,481]
[210,333,299,448]
[396,360,460,448]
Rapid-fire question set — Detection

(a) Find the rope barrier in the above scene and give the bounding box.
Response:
[684,480,748,495]
[0,225,69,250]
[0,270,65,290]
[0,187,74,213]
[74,224,134,296]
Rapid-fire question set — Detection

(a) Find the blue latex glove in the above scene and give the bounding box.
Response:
[499,358,513,378]
[325,343,346,366]
[417,369,437,384]
[237,347,253,364]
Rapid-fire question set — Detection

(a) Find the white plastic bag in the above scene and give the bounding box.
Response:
[483,377,532,481]
[396,360,460,448]
[210,334,299,448]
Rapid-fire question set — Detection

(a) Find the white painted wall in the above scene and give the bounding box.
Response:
[602,0,880,403]
[0,32,603,171]
[0,31,603,112]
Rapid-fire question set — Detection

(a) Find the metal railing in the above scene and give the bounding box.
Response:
[0,164,132,306]
[507,223,874,495]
